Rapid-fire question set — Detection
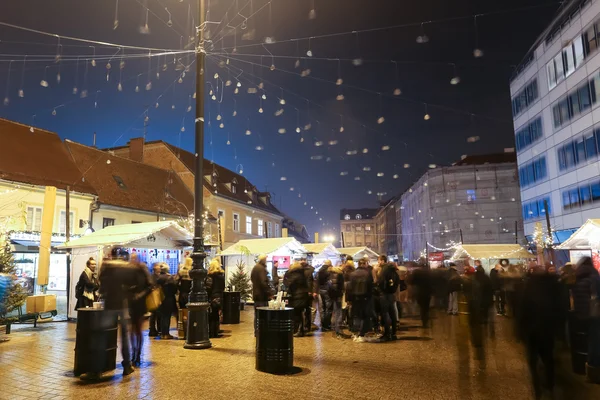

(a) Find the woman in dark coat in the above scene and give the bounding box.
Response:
[157,264,178,340]
[75,258,99,309]
[128,254,152,365]
[283,261,309,336]
[206,259,226,338]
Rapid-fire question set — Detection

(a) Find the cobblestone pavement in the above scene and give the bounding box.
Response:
[1,310,599,400]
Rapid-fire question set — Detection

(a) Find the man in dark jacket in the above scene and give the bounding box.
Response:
[410,264,433,328]
[301,258,317,332]
[490,264,506,315]
[251,255,274,336]
[447,264,461,315]
[348,258,374,342]
[317,260,333,331]
[328,264,345,338]
[378,262,400,341]
[148,263,162,337]
[284,261,310,336]
[157,265,177,340]
[98,257,136,376]
[271,260,280,293]
[464,266,494,367]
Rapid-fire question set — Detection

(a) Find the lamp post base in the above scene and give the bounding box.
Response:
[184,301,212,349]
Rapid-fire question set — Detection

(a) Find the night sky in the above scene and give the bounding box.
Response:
[0,0,561,238]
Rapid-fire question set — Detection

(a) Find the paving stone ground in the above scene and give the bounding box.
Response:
[1,309,599,400]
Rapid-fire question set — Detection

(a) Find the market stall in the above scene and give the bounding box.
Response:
[58,221,197,319]
[338,246,379,264]
[303,243,340,269]
[557,219,600,270]
[219,237,307,283]
[451,243,534,273]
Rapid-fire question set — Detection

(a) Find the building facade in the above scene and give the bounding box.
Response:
[339,208,378,250]
[107,138,284,248]
[398,153,523,261]
[510,0,600,243]
[374,199,399,258]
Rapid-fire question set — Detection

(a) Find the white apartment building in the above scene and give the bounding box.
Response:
[510,0,600,243]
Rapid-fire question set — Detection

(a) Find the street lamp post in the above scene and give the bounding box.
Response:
[185,0,211,350]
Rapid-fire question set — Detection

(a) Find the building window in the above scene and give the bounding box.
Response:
[518,156,547,187]
[267,221,273,238]
[355,225,363,232]
[131,221,142,224]
[552,72,599,128]
[345,225,351,232]
[512,79,538,118]
[257,219,264,236]
[584,23,599,56]
[562,178,600,211]
[233,213,240,232]
[466,189,476,202]
[515,117,543,152]
[355,241,362,246]
[365,224,371,231]
[522,197,551,221]
[548,37,585,90]
[558,128,600,171]
[246,216,252,234]
[26,206,42,231]
[275,223,280,237]
[346,242,353,247]
[102,218,115,228]
[113,175,127,190]
[59,211,74,234]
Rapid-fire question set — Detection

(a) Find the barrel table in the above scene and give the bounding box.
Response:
[222,291,241,324]
[74,309,118,377]
[255,307,294,374]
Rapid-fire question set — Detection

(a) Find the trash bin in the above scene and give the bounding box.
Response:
[255,307,294,374]
[222,291,241,324]
[568,310,589,375]
[74,309,118,377]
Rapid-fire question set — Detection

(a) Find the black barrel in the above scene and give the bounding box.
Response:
[222,291,241,324]
[74,309,118,377]
[568,310,589,375]
[256,307,294,374]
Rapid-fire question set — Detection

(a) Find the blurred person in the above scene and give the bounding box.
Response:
[447,263,461,315]
[517,266,560,399]
[271,260,280,293]
[128,253,153,366]
[378,260,400,341]
[75,257,99,309]
[300,257,317,332]
[409,263,433,328]
[396,266,409,319]
[347,258,374,342]
[177,257,193,309]
[504,264,524,318]
[317,260,333,331]
[284,261,310,337]
[206,258,225,338]
[157,264,177,339]
[463,265,493,368]
[328,262,346,338]
[251,255,274,336]
[490,264,506,316]
[148,263,162,337]
[432,264,449,310]
[98,255,136,376]
[342,257,356,330]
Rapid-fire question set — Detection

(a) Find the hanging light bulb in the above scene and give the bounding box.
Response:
[80,90,88,98]
[258,107,264,113]
[171,104,175,110]
[363,167,371,171]
[106,159,111,165]
[300,137,304,142]
[226,139,231,145]
[403,163,410,168]
[377,116,385,124]
[346,150,357,155]
[382,145,390,151]
[275,109,284,116]
[146,81,152,90]
[279,98,286,105]
[72,87,77,95]
[352,58,363,66]
[261,93,267,100]
[336,78,343,85]
[428,164,437,169]
[225,80,232,86]
[155,102,159,108]
[56,72,61,84]
[339,126,344,133]
[216,114,222,121]
[245,129,252,135]
[278,128,286,134]
[232,110,237,117]
[393,174,399,179]
[91,59,96,67]
[296,127,301,133]
[121,60,126,69]
[309,8,316,19]
[295,59,300,68]
[3,97,8,106]
[354,177,361,181]
[213,73,219,79]
[270,64,276,71]
[367,190,372,195]
[336,94,344,101]
[181,125,185,132]
[340,171,348,176]
[377,172,384,177]
[211,95,217,101]
[106,62,112,70]
[362,148,369,154]
[329,140,338,145]
[219,123,224,129]
[393,88,401,96]
[315,141,323,147]
[236,81,242,88]
[52,108,57,116]
[304,123,312,130]
[450,76,460,85]
[255,145,263,151]
[40,79,48,88]
[187,105,192,112]
[193,92,196,99]
[473,48,484,58]
[234,88,239,94]
[416,23,429,43]
[424,113,431,120]
[135,85,140,93]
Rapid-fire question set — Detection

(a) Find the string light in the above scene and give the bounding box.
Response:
[450,63,460,85]
[416,22,429,43]
[473,16,484,58]
[3,60,12,106]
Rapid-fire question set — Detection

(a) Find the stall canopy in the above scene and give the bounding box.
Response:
[220,237,306,256]
[451,244,533,260]
[303,243,340,266]
[338,246,379,261]
[557,219,600,249]
[58,220,194,249]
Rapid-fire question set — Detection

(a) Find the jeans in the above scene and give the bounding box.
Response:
[494,290,506,315]
[114,309,131,368]
[448,292,458,314]
[352,298,371,336]
[253,301,268,336]
[380,293,398,338]
[319,289,333,329]
[332,297,343,334]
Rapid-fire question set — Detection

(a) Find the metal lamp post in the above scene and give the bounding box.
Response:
[185,0,211,350]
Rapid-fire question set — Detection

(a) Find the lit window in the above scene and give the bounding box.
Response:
[102,218,115,228]
[257,219,264,236]
[467,190,476,202]
[233,213,240,232]
[246,216,252,234]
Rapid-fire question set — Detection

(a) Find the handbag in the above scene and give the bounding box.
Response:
[146,286,165,312]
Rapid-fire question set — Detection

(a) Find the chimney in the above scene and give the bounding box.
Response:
[314,232,319,244]
[282,228,288,238]
[92,132,97,148]
[129,137,144,162]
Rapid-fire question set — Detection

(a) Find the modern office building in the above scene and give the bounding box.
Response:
[398,152,523,261]
[510,0,600,244]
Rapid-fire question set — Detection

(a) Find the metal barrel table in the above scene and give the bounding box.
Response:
[74,309,118,377]
[222,291,241,324]
[255,307,294,374]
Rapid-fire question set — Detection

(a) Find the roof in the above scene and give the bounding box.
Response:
[0,118,96,194]
[451,244,533,260]
[64,140,193,216]
[340,208,379,220]
[220,237,306,256]
[338,246,380,259]
[58,221,192,249]
[453,153,517,166]
[304,243,340,255]
[557,219,600,250]
[107,139,281,216]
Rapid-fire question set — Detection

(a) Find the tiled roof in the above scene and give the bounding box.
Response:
[64,140,193,216]
[0,118,96,194]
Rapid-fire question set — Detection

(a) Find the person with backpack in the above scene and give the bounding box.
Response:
[328,262,346,339]
[317,260,333,331]
[378,260,400,341]
[348,258,374,342]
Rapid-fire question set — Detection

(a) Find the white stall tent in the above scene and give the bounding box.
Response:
[557,219,600,250]
[303,243,340,268]
[451,243,533,273]
[219,237,307,284]
[58,221,193,318]
[338,246,379,263]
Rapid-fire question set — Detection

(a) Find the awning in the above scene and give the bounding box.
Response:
[303,243,340,257]
[451,244,533,260]
[220,237,307,256]
[557,219,600,250]
[57,221,195,249]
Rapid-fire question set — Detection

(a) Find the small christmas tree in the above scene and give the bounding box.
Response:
[0,234,27,323]
[227,260,251,301]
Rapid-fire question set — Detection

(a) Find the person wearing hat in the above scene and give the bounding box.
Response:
[317,260,334,331]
